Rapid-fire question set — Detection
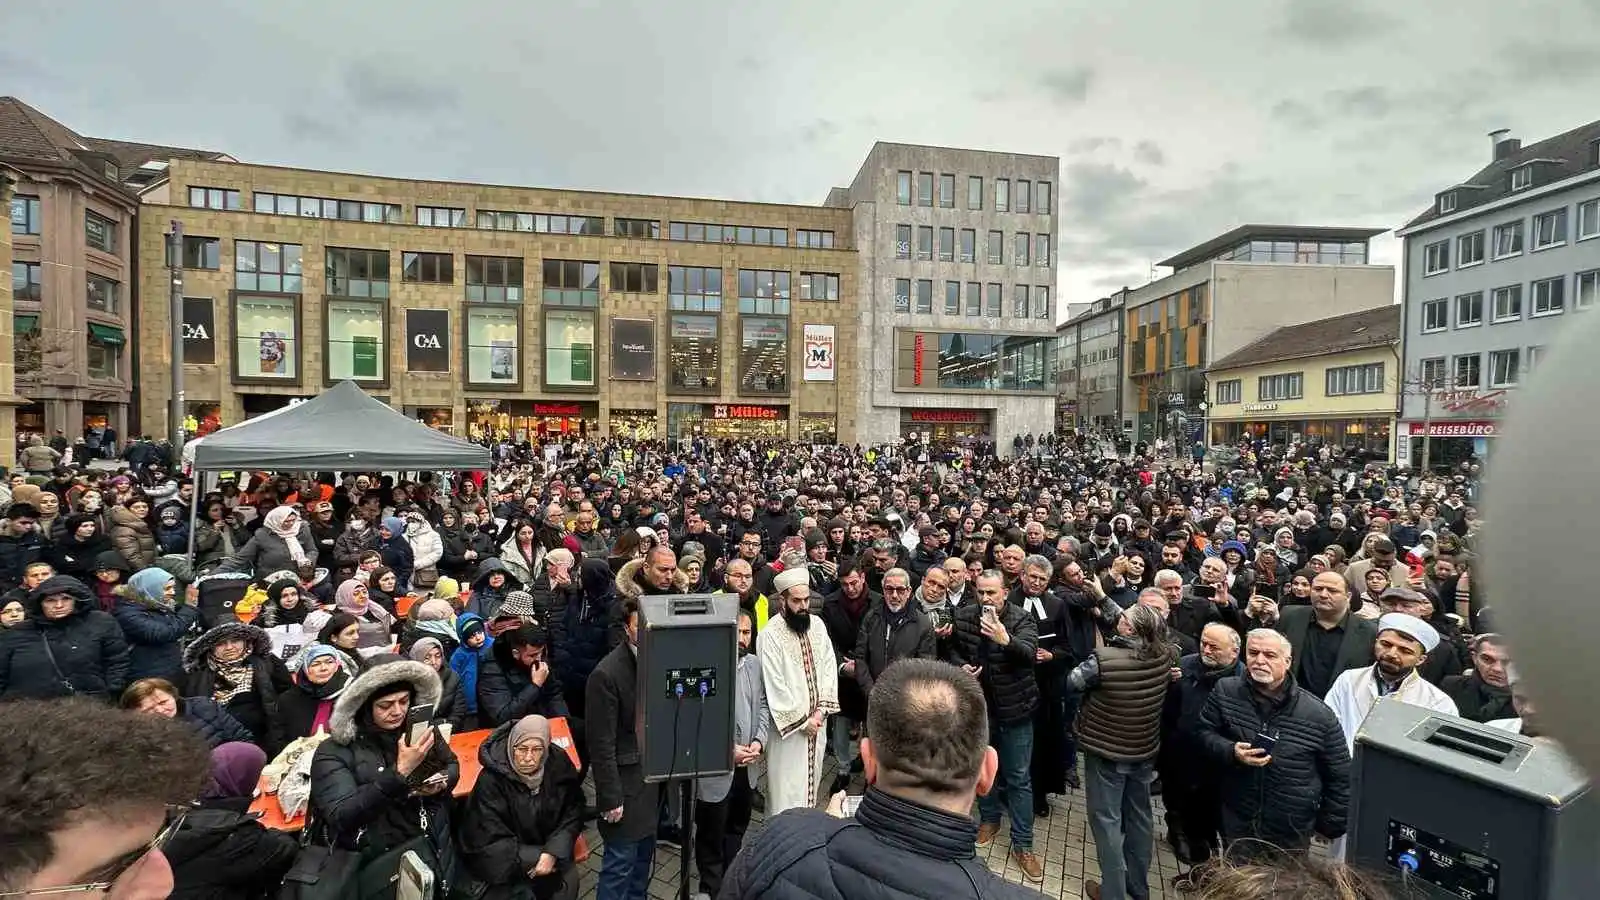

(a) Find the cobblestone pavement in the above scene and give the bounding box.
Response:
[572,757,1189,900]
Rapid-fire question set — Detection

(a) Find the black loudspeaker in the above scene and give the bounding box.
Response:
[635,592,737,783]
[1348,698,1600,899]
[195,573,251,630]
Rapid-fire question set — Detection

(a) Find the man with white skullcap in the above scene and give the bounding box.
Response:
[1323,611,1458,859]
[758,565,839,815]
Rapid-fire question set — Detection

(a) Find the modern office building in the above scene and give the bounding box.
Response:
[825,143,1058,448]
[133,158,859,443]
[1120,224,1393,444]
[1055,290,1125,432]
[1395,123,1600,470]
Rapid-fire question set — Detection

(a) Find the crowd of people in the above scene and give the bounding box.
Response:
[0,431,1500,900]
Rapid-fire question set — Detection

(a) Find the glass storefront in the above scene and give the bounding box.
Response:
[798,413,836,443]
[16,403,44,433]
[739,316,788,394]
[666,403,788,439]
[326,299,386,382]
[544,309,596,388]
[895,331,1053,392]
[234,295,297,379]
[468,400,596,442]
[411,407,454,433]
[1210,417,1392,455]
[187,402,223,437]
[466,307,520,386]
[669,314,719,392]
[899,409,994,443]
[610,409,658,440]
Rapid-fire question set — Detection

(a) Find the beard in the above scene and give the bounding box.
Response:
[782,606,811,633]
[1375,658,1413,681]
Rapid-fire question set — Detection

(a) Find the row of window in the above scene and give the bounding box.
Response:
[1420,269,1599,331]
[893,225,1051,267]
[187,185,840,249]
[14,315,123,380]
[12,262,122,314]
[895,171,1052,215]
[1418,347,1538,391]
[891,279,1052,320]
[1422,199,1599,276]
[1214,363,1388,405]
[11,197,120,255]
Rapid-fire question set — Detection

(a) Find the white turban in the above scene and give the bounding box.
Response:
[772,567,809,596]
[1378,612,1440,653]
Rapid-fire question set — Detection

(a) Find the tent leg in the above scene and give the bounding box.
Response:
[185,473,201,566]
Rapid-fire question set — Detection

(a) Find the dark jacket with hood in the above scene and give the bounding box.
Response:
[0,575,130,700]
[309,661,459,870]
[0,517,46,594]
[477,635,570,728]
[183,623,292,753]
[112,580,200,682]
[440,523,497,580]
[165,803,300,900]
[552,560,618,703]
[468,558,523,622]
[49,519,110,584]
[457,721,587,900]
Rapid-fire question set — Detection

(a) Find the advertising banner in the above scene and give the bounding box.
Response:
[182,297,215,364]
[802,323,835,382]
[406,309,450,372]
[611,317,655,380]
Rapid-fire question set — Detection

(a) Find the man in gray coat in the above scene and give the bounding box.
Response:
[695,607,769,898]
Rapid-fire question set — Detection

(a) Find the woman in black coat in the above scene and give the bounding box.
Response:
[553,559,617,719]
[457,716,585,900]
[165,741,300,900]
[275,643,360,740]
[121,677,256,749]
[183,623,292,754]
[0,574,129,700]
[48,514,111,584]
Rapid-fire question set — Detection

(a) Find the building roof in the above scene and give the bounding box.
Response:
[1206,305,1400,372]
[0,96,227,191]
[82,136,229,181]
[1157,224,1387,270]
[1404,120,1600,230]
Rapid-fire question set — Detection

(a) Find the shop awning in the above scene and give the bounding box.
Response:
[13,314,38,334]
[87,322,125,346]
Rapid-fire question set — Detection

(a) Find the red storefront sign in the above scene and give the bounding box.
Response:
[1407,421,1497,437]
[712,404,782,420]
[913,334,926,386]
[909,409,986,424]
[533,403,588,417]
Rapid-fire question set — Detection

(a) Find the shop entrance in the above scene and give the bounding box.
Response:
[610,409,658,440]
[900,409,993,443]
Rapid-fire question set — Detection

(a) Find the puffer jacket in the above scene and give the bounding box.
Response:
[192,519,249,573]
[164,803,300,900]
[468,558,523,622]
[183,623,292,754]
[0,518,46,593]
[179,696,256,749]
[218,527,318,580]
[477,642,570,728]
[109,506,159,572]
[944,600,1038,726]
[456,721,586,900]
[405,519,444,574]
[0,575,130,700]
[112,582,200,682]
[50,529,110,584]
[440,526,496,580]
[1197,675,1351,850]
[1070,635,1178,762]
[553,560,617,703]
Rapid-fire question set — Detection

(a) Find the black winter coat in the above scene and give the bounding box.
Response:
[165,804,299,900]
[477,653,570,728]
[1197,676,1351,851]
[1159,654,1242,780]
[180,696,256,748]
[457,723,587,900]
[435,665,470,732]
[310,731,458,855]
[552,562,616,700]
[0,576,130,700]
[852,602,937,699]
[821,588,877,722]
[49,532,110,584]
[112,587,200,682]
[440,527,497,580]
[183,625,292,753]
[944,601,1038,726]
[585,641,660,842]
[1441,672,1515,723]
[0,524,46,593]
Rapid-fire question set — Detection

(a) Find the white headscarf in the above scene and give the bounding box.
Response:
[264,505,309,567]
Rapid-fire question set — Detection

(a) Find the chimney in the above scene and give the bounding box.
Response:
[1489,128,1521,161]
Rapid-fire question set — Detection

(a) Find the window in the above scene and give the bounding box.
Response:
[1035,234,1051,267]
[895,332,1053,391]
[668,314,719,392]
[938,174,955,208]
[544,309,596,388]
[894,279,911,313]
[1455,292,1483,327]
[995,178,1010,212]
[1420,357,1447,388]
[166,236,220,270]
[967,176,983,210]
[326,298,386,382]
[1534,208,1568,249]
[1580,270,1600,310]
[1325,362,1385,396]
[1457,231,1485,267]
[1491,284,1522,321]
[187,187,240,211]
[1511,165,1533,192]
[10,195,40,235]
[917,172,934,207]
[402,251,454,284]
[542,260,600,307]
[987,230,1003,264]
[1036,182,1051,215]
[1014,233,1030,266]
[938,227,954,262]
[234,294,298,380]
[915,279,933,314]
[1492,220,1524,258]
[1036,286,1050,320]
[14,313,40,373]
[1421,298,1448,332]
[985,283,1002,317]
[668,266,723,311]
[466,306,520,385]
[1453,354,1481,388]
[944,281,960,314]
[325,247,390,298]
[965,282,981,316]
[959,229,975,263]
[1423,240,1450,275]
[897,171,912,205]
[82,274,117,313]
[12,262,41,302]
[609,262,659,294]
[1013,285,1030,318]
[465,255,524,303]
[1580,200,1599,240]
[895,224,912,260]
[1526,345,1545,374]
[86,326,122,379]
[235,241,303,292]
[738,269,791,314]
[1215,379,1242,404]
[799,272,840,302]
[416,206,466,228]
[1532,276,1565,315]
[615,217,661,239]
[255,193,401,223]
[740,317,789,394]
[85,212,116,253]
[1489,349,1520,387]
[1438,192,1457,214]
[796,229,834,248]
[1257,372,1304,401]
[916,226,933,261]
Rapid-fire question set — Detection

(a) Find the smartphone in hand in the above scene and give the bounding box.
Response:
[405,703,436,746]
[1251,730,1278,755]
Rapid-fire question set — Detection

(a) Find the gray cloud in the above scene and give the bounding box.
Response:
[1503,41,1600,83]
[1281,0,1388,47]
[798,119,842,146]
[1062,162,1145,220]
[1039,66,1095,104]
[344,59,460,113]
[1069,136,1121,155]
[283,110,345,144]
[1133,140,1166,166]
[1329,86,1392,118]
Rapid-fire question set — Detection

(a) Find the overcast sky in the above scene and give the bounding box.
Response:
[5,0,1599,317]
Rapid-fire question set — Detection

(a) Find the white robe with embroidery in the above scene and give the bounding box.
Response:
[758,618,839,815]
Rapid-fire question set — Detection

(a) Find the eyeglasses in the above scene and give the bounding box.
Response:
[2,804,191,897]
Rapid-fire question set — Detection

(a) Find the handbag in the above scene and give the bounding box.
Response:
[278,843,361,900]
[412,566,440,590]
[38,634,77,696]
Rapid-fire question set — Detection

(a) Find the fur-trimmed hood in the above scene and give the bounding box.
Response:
[328,660,441,744]
[615,557,688,601]
[183,622,274,671]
